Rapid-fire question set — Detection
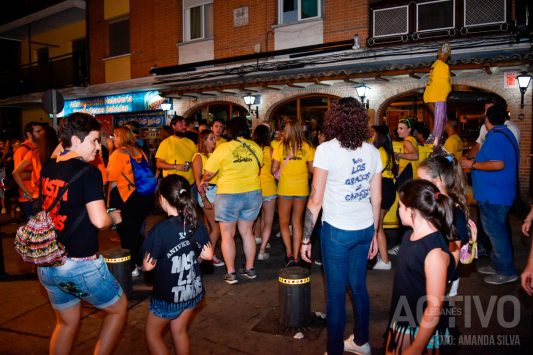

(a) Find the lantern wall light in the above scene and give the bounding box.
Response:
[517,71,532,109]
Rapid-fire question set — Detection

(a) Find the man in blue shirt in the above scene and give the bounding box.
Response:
[461,104,519,285]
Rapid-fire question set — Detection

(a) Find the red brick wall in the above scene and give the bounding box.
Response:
[213,1,276,59]
[88,0,106,84]
[130,0,180,78]
[323,0,368,44]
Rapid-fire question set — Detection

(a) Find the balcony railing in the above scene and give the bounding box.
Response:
[368,0,511,46]
[0,52,87,98]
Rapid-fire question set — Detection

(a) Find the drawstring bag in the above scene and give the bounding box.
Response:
[459,219,478,264]
[14,167,89,267]
[121,148,157,196]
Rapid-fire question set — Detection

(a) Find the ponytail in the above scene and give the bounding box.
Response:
[158,175,198,229]
[399,180,458,241]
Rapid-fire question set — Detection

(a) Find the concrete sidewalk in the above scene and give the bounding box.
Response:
[1,212,532,354]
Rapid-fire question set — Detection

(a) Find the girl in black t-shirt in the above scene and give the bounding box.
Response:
[142,175,212,355]
[386,180,457,355]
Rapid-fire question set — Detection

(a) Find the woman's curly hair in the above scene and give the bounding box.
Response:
[323,97,369,150]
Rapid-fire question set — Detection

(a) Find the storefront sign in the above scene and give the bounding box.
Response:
[114,111,165,128]
[62,91,166,116]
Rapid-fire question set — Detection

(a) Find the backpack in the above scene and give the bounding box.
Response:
[14,167,90,267]
[121,148,157,196]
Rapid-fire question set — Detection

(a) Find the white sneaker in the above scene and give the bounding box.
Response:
[257,251,270,260]
[373,256,391,270]
[388,245,400,256]
[131,268,140,277]
[344,334,371,354]
[448,278,460,297]
[255,237,262,245]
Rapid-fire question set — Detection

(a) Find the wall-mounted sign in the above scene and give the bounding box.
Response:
[504,71,518,89]
[114,110,165,128]
[233,6,249,27]
[62,91,165,117]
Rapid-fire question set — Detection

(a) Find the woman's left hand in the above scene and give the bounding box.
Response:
[300,244,313,263]
[368,232,378,259]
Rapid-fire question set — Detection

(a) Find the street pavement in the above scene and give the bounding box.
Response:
[1,211,532,354]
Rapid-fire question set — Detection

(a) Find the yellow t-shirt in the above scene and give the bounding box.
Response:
[259,146,277,197]
[216,137,227,147]
[378,147,395,179]
[192,152,217,185]
[423,59,451,103]
[398,136,419,176]
[155,135,197,183]
[273,142,315,196]
[444,133,463,161]
[204,139,263,194]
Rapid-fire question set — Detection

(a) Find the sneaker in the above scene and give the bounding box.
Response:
[238,267,257,279]
[285,256,296,267]
[373,256,391,270]
[255,237,262,245]
[266,242,271,249]
[314,259,323,266]
[344,334,371,354]
[447,278,460,297]
[212,256,225,267]
[224,272,238,284]
[131,268,140,277]
[388,245,400,256]
[478,265,497,275]
[257,251,270,260]
[484,274,518,285]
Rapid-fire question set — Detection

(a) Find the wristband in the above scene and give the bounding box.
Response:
[471,161,477,170]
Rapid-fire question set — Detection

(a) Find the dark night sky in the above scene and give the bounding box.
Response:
[0,0,64,25]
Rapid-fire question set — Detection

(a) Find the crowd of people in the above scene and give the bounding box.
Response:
[0,93,531,354]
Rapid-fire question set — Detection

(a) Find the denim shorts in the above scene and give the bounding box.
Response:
[263,194,277,202]
[197,185,217,207]
[215,190,262,222]
[149,294,203,320]
[278,195,308,200]
[37,255,123,310]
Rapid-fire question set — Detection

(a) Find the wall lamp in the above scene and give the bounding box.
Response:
[243,93,260,118]
[517,72,532,109]
[354,82,370,109]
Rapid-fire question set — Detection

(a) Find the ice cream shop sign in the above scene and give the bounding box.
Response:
[61,91,165,116]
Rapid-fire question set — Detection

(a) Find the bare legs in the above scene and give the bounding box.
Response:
[50,294,127,355]
[277,197,307,261]
[203,205,220,255]
[259,199,276,254]
[376,209,390,264]
[146,308,194,355]
[220,220,256,273]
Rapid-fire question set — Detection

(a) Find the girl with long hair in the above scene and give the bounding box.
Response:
[252,124,277,260]
[192,129,224,267]
[385,180,456,354]
[394,117,419,189]
[107,126,153,277]
[143,174,212,354]
[372,125,398,270]
[272,117,314,265]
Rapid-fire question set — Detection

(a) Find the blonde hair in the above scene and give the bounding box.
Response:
[114,126,136,147]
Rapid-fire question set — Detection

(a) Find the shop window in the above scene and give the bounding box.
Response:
[279,0,321,24]
[108,18,130,57]
[184,2,213,41]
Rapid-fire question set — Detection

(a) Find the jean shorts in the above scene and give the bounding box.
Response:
[215,190,262,222]
[37,255,123,310]
[263,194,277,202]
[197,185,217,207]
[149,294,203,320]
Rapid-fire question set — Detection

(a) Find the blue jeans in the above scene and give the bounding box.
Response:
[478,202,517,276]
[321,222,374,355]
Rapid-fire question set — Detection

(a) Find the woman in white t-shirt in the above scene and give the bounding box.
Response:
[301,97,382,355]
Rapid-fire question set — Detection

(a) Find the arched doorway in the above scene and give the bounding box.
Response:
[269,94,340,143]
[187,101,249,124]
[381,85,504,150]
